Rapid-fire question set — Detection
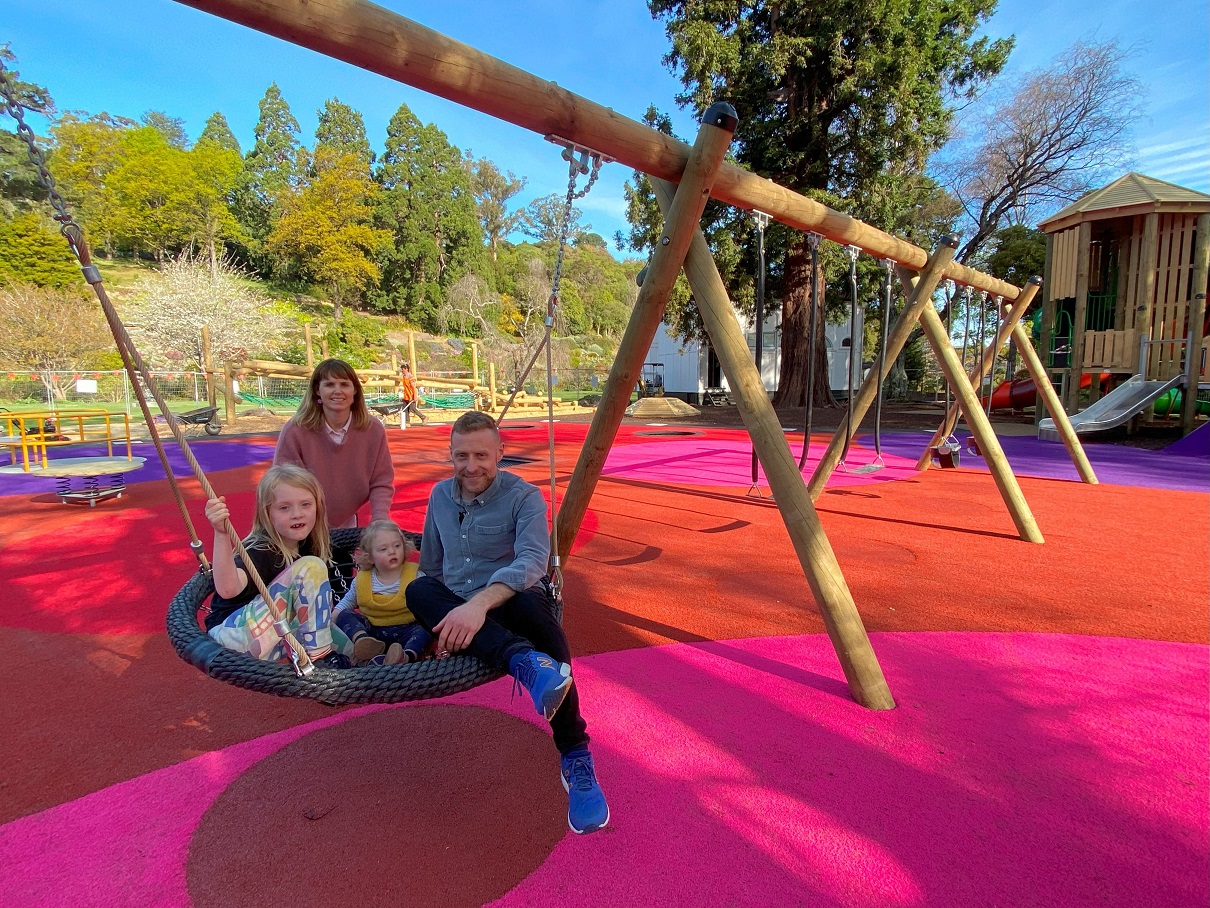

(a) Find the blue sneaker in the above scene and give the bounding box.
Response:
[560,749,609,834]
[509,650,573,721]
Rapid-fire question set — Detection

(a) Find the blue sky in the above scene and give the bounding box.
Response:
[6,0,1208,255]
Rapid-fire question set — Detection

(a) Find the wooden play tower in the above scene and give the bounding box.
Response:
[1039,173,1210,431]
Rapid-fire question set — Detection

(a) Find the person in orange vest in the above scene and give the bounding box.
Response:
[398,363,427,426]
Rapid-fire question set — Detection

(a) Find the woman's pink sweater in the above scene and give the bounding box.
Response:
[273,419,394,527]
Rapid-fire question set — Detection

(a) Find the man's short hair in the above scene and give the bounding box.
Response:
[451,411,498,437]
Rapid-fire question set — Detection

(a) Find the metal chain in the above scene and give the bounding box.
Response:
[548,149,604,311]
[0,63,84,260]
[496,141,605,596]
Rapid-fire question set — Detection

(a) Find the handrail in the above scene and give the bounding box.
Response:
[0,408,133,472]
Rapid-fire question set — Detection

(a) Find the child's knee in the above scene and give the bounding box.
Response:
[292,555,329,585]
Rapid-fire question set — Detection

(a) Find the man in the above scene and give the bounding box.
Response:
[397,363,427,426]
[406,412,609,834]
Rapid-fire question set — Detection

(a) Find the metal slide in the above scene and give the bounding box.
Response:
[1038,373,1185,442]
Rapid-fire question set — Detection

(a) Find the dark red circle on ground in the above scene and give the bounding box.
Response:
[186,704,566,908]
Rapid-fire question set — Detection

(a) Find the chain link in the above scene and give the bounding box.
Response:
[0,62,89,263]
[548,150,604,318]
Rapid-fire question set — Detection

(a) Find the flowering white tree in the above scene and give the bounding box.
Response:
[128,253,290,368]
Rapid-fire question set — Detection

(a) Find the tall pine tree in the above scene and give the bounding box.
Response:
[373,103,486,328]
[646,0,1010,404]
[237,83,306,276]
[198,111,241,155]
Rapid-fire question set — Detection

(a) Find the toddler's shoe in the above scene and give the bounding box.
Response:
[509,650,573,721]
[314,651,351,670]
[384,643,406,665]
[353,636,386,663]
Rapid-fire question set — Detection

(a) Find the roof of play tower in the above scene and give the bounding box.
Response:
[1040,172,1210,233]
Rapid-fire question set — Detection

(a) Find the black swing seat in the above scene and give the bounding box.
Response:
[167,527,563,706]
[930,441,962,469]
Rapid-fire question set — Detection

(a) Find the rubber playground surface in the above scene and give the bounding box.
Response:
[1,419,1206,907]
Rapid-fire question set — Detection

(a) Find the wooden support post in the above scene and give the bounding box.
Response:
[916,298,1045,543]
[201,324,217,409]
[304,323,315,370]
[1038,233,1058,425]
[1137,213,1160,378]
[470,341,479,385]
[389,349,399,374]
[1182,213,1210,431]
[807,239,958,500]
[655,180,895,710]
[223,363,237,425]
[408,332,418,374]
[487,361,497,412]
[918,278,1042,469]
[1066,221,1092,411]
[320,339,330,359]
[556,105,737,561]
[1008,316,1098,484]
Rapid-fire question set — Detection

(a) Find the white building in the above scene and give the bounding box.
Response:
[645,305,864,404]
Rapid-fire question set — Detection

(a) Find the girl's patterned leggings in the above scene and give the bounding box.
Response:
[208,555,352,660]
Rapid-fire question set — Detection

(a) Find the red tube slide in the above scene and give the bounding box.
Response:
[987,372,1111,411]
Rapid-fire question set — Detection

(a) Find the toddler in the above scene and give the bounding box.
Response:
[334,519,432,665]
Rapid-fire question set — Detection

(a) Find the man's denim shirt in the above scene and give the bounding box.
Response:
[419,470,550,599]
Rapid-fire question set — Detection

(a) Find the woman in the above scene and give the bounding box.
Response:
[274,358,394,530]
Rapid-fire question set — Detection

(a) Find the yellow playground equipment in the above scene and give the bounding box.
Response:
[0,409,142,505]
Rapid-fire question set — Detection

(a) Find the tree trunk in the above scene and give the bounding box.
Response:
[331,284,344,322]
[773,233,836,408]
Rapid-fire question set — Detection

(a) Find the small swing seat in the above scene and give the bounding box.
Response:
[847,456,885,475]
[930,441,961,469]
[167,528,562,706]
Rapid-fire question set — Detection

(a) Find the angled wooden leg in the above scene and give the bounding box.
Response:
[806,239,958,500]
[556,105,737,561]
[653,180,895,711]
[918,278,1042,470]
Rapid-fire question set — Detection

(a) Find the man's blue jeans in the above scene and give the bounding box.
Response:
[406,575,589,755]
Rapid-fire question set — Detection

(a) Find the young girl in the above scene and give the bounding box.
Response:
[204,463,351,669]
[333,519,432,665]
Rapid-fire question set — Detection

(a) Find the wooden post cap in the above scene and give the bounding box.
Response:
[703,102,739,132]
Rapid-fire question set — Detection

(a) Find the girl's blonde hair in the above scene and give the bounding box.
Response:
[292,358,373,433]
[248,463,332,563]
[355,518,414,571]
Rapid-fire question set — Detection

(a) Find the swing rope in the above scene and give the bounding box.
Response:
[494,138,605,597]
[837,245,861,470]
[747,210,771,497]
[848,259,895,475]
[930,283,967,469]
[0,62,318,676]
[797,233,823,470]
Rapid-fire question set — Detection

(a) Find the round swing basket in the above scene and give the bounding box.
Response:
[166,528,559,706]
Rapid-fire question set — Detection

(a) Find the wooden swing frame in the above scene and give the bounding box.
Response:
[159,0,1103,709]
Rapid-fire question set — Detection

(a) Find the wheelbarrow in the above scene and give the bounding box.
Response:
[172,405,222,436]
